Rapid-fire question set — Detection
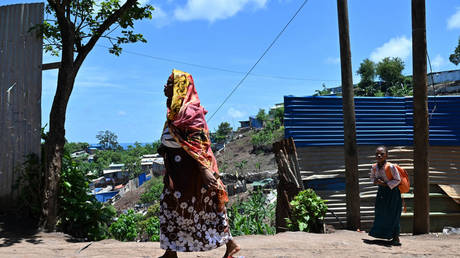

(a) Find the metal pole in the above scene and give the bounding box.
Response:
[412,0,430,234]
[337,0,360,230]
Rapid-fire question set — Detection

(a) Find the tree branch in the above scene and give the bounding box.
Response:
[73,0,137,72]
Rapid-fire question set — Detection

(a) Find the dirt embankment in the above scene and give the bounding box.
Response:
[1,230,459,257]
[215,130,277,176]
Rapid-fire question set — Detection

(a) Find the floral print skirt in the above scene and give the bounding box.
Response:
[159,146,232,252]
[159,187,232,252]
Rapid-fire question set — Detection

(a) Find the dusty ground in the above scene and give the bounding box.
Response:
[1,230,459,258]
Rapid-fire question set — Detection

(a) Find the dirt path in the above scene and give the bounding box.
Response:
[1,230,459,257]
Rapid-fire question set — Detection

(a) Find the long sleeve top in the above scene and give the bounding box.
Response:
[370,162,401,189]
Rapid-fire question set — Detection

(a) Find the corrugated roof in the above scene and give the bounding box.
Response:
[285,95,460,147]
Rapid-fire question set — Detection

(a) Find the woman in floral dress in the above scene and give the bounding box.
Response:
[158,69,240,258]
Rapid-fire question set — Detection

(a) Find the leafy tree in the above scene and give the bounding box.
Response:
[450,37,460,65]
[215,122,233,144]
[256,109,268,123]
[34,0,154,230]
[269,106,284,125]
[313,84,332,96]
[376,57,405,92]
[356,59,380,96]
[96,130,120,150]
[355,57,412,97]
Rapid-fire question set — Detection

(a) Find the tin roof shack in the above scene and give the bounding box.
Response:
[103,163,129,186]
[285,95,460,233]
[140,154,164,177]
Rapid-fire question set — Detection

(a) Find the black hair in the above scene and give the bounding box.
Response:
[376,145,388,155]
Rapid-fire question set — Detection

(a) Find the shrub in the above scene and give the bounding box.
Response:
[59,153,116,240]
[286,189,327,233]
[138,216,160,241]
[139,176,164,204]
[14,154,44,221]
[109,209,142,241]
[227,190,275,236]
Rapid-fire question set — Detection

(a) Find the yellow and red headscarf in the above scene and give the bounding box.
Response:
[166,69,219,175]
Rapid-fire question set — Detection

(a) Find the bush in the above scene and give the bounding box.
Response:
[139,176,164,204]
[14,154,44,221]
[109,209,142,241]
[138,215,160,241]
[59,153,116,240]
[286,189,327,233]
[251,118,284,151]
[227,191,275,236]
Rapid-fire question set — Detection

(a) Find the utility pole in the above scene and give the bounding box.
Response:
[336,0,360,230]
[412,0,430,234]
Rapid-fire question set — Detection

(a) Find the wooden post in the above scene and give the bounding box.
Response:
[274,138,303,233]
[412,0,430,234]
[336,0,360,230]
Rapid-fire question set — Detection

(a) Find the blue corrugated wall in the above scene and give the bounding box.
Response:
[284,95,460,147]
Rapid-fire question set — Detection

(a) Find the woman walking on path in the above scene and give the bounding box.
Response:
[158,69,240,258]
[369,146,402,246]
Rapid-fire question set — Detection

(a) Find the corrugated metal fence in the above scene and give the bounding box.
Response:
[0,3,43,208]
[284,95,460,230]
[285,95,460,146]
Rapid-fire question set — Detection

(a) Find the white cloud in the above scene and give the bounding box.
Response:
[370,36,412,62]
[118,111,127,116]
[447,8,460,30]
[227,107,245,119]
[325,57,340,65]
[430,54,445,70]
[150,5,171,27]
[174,0,268,22]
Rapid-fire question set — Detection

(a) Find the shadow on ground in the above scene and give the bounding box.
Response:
[0,213,42,247]
[362,238,393,247]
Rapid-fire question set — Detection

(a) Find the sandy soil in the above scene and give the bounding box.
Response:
[1,230,459,258]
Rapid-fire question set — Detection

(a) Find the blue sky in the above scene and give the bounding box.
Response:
[3,0,460,143]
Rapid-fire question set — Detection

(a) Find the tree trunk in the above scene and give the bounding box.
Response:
[42,64,76,230]
[41,13,77,230]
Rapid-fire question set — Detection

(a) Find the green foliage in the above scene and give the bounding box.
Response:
[59,153,116,240]
[214,122,233,144]
[256,109,269,122]
[227,191,275,236]
[286,189,327,233]
[357,58,376,83]
[137,204,161,242]
[13,154,44,220]
[33,0,154,57]
[450,37,460,65]
[269,106,284,125]
[313,84,333,96]
[355,57,412,97]
[376,57,405,91]
[251,118,284,150]
[139,176,164,204]
[64,141,89,154]
[109,209,143,241]
[97,130,121,150]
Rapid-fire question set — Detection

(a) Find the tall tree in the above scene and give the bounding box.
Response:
[376,57,405,92]
[34,0,154,230]
[356,59,379,96]
[215,122,233,144]
[96,130,120,150]
[449,37,460,65]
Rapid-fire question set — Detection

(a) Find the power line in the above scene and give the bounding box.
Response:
[207,0,310,122]
[96,44,339,82]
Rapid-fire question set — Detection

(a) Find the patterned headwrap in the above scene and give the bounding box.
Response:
[165,69,228,207]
